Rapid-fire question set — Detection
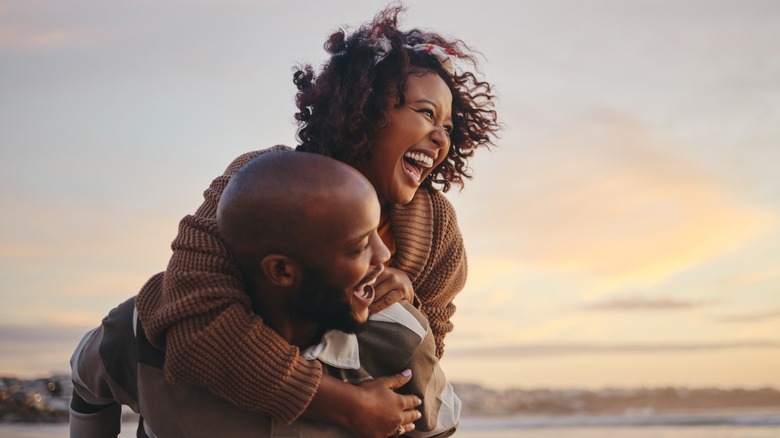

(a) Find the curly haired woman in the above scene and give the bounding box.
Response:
[135,4,498,437]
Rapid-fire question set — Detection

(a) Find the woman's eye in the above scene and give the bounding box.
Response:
[419,109,434,119]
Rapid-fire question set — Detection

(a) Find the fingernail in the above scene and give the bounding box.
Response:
[416,410,422,419]
[415,397,422,406]
[401,369,412,377]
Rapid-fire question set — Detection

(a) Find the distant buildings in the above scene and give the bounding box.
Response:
[0,375,71,423]
[453,383,780,416]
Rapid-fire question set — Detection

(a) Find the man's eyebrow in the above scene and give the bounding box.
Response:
[348,229,374,245]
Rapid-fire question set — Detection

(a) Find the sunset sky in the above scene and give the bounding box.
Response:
[1,0,779,391]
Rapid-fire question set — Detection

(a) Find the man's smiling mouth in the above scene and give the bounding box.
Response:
[354,265,383,301]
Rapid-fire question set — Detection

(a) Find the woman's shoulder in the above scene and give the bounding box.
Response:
[392,188,457,225]
[426,188,457,220]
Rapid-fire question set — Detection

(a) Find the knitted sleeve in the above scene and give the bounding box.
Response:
[414,191,467,359]
[135,146,322,424]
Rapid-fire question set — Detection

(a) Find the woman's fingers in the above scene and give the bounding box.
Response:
[369,288,404,314]
[369,267,414,314]
[396,397,421,436]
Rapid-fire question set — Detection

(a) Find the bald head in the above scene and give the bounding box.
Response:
[217,151,378,277]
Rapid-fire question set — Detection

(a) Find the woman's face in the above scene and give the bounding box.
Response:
[357,71,453,205]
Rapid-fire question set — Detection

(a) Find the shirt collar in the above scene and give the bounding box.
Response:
[301,330,361,370]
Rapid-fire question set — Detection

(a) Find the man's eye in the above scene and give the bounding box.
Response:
[354,241,369,254]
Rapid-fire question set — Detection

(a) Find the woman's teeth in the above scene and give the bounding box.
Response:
[403,152,434,183]
[404,151,434,168]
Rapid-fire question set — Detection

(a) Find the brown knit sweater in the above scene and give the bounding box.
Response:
[135,146,467,424]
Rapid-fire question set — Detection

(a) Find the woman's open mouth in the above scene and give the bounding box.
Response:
[402,151,434,183]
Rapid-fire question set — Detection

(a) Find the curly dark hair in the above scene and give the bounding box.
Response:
[294,3,499,193]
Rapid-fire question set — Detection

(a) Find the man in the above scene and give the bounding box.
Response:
[70,151,460,437]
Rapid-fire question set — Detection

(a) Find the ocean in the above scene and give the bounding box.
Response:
[2,411,780,438]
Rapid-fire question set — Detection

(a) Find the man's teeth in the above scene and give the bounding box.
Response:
[361,284,375,299]
[355,277,378,299]
[404,151,434,168]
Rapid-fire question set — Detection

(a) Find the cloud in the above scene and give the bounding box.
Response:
[0,1,101,52]
[723,268,780,288]
[446,340,780,359]
[0,195,175,326]
[0,26,91,50]
[0,323,94,376]
[0,324,92,343]
[0,194,176,261]
[583,296,710,311]
[459,113,776,297]
[717,309,780,323]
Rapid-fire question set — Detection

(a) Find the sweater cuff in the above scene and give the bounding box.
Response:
[264,354,323,424]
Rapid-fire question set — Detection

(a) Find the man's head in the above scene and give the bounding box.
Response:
[216,151,390,336]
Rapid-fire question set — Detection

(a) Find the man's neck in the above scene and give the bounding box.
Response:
[287,318,325,349]
[249,286,324,349]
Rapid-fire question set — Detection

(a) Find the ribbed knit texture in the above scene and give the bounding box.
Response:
[136,145,467,422]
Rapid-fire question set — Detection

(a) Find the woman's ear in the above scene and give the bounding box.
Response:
[261,254,300,287]
[377,111,389,128]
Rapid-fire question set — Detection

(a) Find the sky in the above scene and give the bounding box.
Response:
[1,0,779,391]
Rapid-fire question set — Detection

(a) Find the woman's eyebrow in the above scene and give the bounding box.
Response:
[413,98,436,106]
[414,97,452,122]
[414,99,451,118]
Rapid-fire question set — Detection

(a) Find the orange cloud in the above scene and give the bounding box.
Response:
[462,113,776,297]
[723,267,780,288]
[0,24,93,50]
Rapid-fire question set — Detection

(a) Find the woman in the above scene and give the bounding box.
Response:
[136,4,498,437]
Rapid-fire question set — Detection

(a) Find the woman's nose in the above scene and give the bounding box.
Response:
[430,125,450,149]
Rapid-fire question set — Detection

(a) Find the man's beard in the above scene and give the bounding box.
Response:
[291,268,366,334]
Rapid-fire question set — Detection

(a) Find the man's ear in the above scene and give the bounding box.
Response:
[261,254,300,287]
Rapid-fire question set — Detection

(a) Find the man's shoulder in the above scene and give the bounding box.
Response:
[370,301,430,338]
[224,145,293,174]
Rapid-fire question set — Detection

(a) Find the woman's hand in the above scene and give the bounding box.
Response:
[305,371,421,438]
[369,266,414,314]
[348,371,422,437]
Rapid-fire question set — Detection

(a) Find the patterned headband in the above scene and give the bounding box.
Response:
[405,43,457,75]
[372,36,457,75]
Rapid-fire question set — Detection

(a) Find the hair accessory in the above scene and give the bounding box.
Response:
[372,35,393,65]
[371,37,457,75]
[404,43,457,75]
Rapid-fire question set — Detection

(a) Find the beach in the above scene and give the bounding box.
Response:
[2,423,779,438]
[3,411,780,438]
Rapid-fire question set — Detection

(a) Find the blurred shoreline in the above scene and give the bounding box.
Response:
[2,374,779,425]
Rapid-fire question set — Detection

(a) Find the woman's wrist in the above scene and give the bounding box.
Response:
[301,373,355,429]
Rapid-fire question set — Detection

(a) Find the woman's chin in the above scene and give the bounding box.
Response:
[386,182,421,204]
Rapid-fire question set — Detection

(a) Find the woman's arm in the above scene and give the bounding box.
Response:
[136,147,323,423]
[136,147,423,432]
[412,190,467,358]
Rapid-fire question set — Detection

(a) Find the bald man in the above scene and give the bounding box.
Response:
[70,151,460,437]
